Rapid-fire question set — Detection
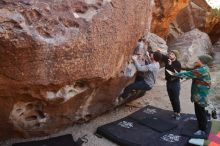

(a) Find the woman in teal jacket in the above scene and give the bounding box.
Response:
[167,54,213,137]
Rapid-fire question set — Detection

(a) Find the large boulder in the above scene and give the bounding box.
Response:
[168,0,219,42]
[151,0,188,39]
[0,0,154,140]
[134,32,168,55]
[146,32,168,53]
[209,21,220,44]
[168,29,213,67]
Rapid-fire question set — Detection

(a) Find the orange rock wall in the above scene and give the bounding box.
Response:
[151,0,188,39]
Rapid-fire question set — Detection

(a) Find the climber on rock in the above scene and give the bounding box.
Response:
[117,51,162,104]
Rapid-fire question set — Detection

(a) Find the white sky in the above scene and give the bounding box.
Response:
[206,0,220,8]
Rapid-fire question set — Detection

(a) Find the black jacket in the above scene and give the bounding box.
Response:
[161,54,181,82]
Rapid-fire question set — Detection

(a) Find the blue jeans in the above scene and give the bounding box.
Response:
[167,81,181,113]
[121,80,152,99]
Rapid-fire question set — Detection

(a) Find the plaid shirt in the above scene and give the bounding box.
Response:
[175,65,211,107]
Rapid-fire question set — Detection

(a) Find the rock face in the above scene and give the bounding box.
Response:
[168,0,210,40]
[151,0,188,39]
[147,32,168,53]
[0,0,154,139]
[168,0,219,42]
[209,22,220,44]
[168,29,213,67]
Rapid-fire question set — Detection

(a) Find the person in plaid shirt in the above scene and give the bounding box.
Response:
[167,54,213,137]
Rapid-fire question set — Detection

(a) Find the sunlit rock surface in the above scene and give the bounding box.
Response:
[151,0,188,39]
[168,0,220,42]
[0,0,154,139]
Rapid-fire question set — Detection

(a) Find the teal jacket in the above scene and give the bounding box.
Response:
[175,65,211,107]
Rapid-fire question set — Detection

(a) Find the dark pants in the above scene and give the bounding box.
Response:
[194,102,207,131]
[167,81,181,113]
[135,72,144,82]
[121,80,152,99]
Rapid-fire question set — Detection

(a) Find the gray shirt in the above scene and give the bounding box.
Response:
[133,60,160,88]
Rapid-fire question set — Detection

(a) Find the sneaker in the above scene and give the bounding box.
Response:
[171,113,181,120]
[171,113,176,118]
[114,98,119,105]
[114,97,124,105]
[119,96,124,103]
[171,112,177,118]
[193,130,206,138]
[175,114,181,120]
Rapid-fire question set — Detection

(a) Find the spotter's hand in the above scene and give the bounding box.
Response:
[168,59,172,65]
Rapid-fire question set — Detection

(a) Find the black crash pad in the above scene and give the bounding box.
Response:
[97,117,160,146]
[129,105,191,123]
[12,134,78,146]
[129,105,173,120]
[96,105,194,146]
[140,116,177,132]
[180,120,211,139]
[155,129,190,146]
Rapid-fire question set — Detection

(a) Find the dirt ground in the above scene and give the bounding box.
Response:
[1,67,220,146]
